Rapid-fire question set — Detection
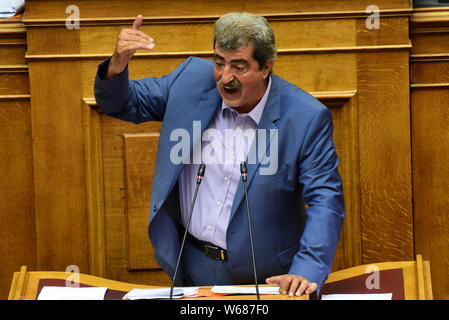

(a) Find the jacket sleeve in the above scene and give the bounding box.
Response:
[94,57,193,124]
[288,106,345,294]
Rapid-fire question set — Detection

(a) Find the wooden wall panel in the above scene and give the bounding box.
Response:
[356,51,413,263]
[83,100,106,277]
[411,34,449,54]
[122,133,160,271]
[0,67,29,95]
[412,61,449,84]
[356,16,409,45]
[411,7,449,300]
[99,116,169,285]
[27,27,85,55]
[275,53,357,92]
[338,93,362,269]
[0,99,35,299]
[0,45,27,64]
[0,20,35,300]
[29,61,89,272]
[355,15,413,265]
[322,93,361,270]
[74,19,360,57]
[412,88,449,300]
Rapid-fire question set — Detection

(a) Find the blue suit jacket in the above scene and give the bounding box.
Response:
[94,57,345,290]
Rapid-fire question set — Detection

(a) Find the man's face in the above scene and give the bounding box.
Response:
[213,43,272,113]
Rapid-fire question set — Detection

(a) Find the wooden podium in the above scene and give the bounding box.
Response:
[8,255,432,300]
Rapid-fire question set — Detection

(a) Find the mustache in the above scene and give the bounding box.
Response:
[217,78,242,90]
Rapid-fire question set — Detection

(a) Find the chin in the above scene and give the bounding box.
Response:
[224,100,239,107]
[221,97,241,107]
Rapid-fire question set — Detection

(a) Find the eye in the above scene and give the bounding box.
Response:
[214,61,224,68]
[233,66,246,73]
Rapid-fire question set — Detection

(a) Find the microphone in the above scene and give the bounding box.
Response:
[170,164,206,300]
[240,161,260,300]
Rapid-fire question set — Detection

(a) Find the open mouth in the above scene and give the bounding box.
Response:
[223,87,240,95]
[217,78,242,96]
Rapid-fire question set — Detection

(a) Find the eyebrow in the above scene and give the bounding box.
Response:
[213,54,248,64]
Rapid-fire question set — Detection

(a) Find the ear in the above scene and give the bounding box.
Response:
[262,60,274,79]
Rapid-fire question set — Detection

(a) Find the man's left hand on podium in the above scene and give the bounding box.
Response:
[266,274,317,297]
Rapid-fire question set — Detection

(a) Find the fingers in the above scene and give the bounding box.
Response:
[132,14,144,30]
[266,275,297,295]
[119,43,150,55]
[289,277,301,296]
[266,274,318,297]
[124,28,153,42]
[280,276,293,295]
[306,282,318,295]
[119,38,154,51]
[118,29,154,49]
[116,15,154,55]
[265,275,281,285]
[295,279,310,296]
[114,29,155,63]
[107,15,154,79]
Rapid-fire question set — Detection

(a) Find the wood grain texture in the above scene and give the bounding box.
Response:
[410,7,449,300]
[412,88,449,300]
[356,16,409,46]
[77,19,358,55]
[122,133,160,270]
[356,16,414,264]
[100,115,169,285]
[26,27,83,55]
[411,33,449,55]
[356,50,413,263]
[30,60,89,272]
[411,61,449,84]
[0,71,29,95]
[83,100,106,277]
[0,45,26,64]
[331,94,362,269]
[0,18,35,300]
[0,100,36,299]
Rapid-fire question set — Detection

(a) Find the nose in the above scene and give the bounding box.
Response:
[221,65,235,84]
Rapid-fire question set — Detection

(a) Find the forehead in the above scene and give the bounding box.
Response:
[213,44,255,62]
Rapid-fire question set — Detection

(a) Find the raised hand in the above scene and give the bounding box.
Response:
[107,15,155,79]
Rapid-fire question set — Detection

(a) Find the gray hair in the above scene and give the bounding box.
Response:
[213,12,277,69]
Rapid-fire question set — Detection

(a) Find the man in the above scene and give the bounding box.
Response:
[95,12,344,297]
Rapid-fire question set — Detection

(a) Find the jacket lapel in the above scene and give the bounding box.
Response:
[151,87,221,218]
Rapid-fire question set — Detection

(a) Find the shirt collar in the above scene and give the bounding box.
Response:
[221,76,272,125]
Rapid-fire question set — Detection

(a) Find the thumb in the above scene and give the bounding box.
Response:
[132,15,143,30]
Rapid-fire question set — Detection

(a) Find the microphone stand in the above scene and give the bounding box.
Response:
[240,161,260,300]
[170,164,206,300]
